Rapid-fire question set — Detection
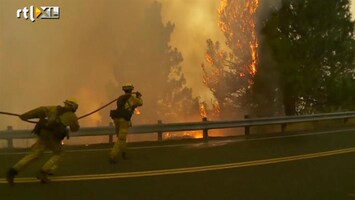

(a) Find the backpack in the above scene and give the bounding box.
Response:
[32,106,69,140]
[110,94,135,121]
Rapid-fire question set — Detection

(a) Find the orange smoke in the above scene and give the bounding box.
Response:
[76,88,103,127]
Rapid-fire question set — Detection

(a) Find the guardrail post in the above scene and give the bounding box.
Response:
[244,115,250,135]
[344,118,349,124]
[202,117,208,141]
[281,123,287,133]
[157,120,163,141]
[109,122,114,143]
[7,139,13,149]
[6,126,14,149]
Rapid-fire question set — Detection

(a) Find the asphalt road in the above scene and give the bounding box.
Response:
[1,129,355,200]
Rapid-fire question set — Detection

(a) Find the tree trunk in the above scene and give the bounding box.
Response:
[283,88,296,116]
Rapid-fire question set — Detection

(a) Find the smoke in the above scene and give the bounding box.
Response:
[0,0,151,128]
[257,0,282,28]
[1,0,353,129]
[159,0,224,100]
[0,0,224,129]
[251,0,284,117]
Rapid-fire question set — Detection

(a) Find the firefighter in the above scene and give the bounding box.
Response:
[109,83,143,163]
[6,99,80,185]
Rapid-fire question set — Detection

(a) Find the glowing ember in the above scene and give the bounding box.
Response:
[164,131,203,140]
[135,108,141,115]
[186,131,203,139]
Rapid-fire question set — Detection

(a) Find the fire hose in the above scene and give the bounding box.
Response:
[0,92,140,124]
[0,111,36,123]
[78,92,140,120]
[77,97,119,120]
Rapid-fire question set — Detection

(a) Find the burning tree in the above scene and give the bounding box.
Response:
[203,0,355,118]
[202,0,260,119]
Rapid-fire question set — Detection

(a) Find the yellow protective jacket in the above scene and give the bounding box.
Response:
[110,94,143,121]
[20,106,80,140]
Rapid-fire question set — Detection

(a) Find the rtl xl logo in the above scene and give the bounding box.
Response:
[17,6,60,22]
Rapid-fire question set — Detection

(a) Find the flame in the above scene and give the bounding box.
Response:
[212,101,221,114]
[199,103,208,118]
[185,131,203,139]
[159,103,208,140]
[249,1,259,76]
[218,0,259,76]
[250,41,258,75]
[135,108,141,115]
[205,54,215,64]
[219,0,228,15]
[202,0,260,120]
[164,131,203,140]
[202,66,222,86]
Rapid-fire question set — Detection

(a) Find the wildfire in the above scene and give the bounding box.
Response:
[212,101,221,115]
[164,131,203,140]
[201,0,260,120]
[218,0,259,76]
[250,41,258,75]
[199,103,208,118]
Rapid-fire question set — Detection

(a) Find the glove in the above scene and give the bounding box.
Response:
[135,91,142,98]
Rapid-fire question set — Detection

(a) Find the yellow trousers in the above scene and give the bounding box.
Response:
[13,132,64,174]
[109,118,130,161]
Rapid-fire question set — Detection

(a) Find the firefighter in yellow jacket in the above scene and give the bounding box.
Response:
[6,99,80,185]
[109,83,143,163]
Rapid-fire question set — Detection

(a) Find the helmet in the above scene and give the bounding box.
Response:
[64,98,79,111]
[122,83,134,92]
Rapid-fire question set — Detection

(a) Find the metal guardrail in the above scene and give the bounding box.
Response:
[1,111,355,148]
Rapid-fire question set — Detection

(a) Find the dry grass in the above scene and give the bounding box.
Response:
[249,118,355,135]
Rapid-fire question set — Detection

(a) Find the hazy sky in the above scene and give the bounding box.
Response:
[0,0,354,129]
[0,0,222,129]
[0,0,152,128]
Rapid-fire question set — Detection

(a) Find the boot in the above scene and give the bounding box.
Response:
[108,156,117,164]
[121,152,127,160]
[36,170,51,184]
[6,168,18,185]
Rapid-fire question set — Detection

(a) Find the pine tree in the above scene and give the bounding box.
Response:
[202,0,259,119]
[261,0,355,114]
